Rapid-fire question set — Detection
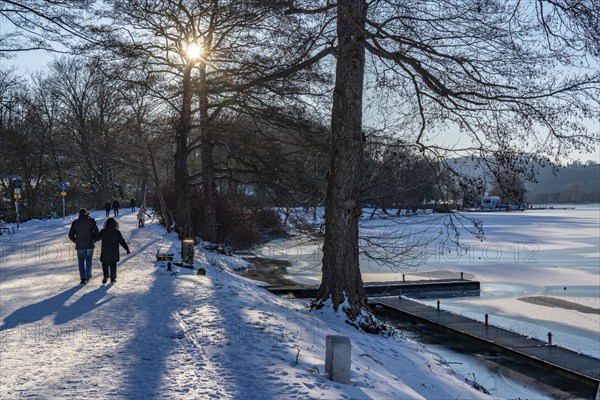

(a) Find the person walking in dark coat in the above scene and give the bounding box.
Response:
[112,199,120,217]
[129,198,136,212]
[97,218,130,284]
[104,201,111,218]
[68,208,99,284]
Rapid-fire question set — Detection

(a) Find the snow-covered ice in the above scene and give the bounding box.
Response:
[1,211,493,399]
[258,206,600,360]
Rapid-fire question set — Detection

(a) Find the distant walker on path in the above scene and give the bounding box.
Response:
[137,205,147,228]
[129,198,136,212]
[112,199,120,217]
[104,201,111,218]
[68,208,99,284]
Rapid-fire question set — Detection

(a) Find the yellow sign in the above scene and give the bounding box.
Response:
[60,191,67,196]
[14,194,22,199]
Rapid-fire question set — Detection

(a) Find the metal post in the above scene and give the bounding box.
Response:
[547,332,553,346]
[62,195,66,220]
[437,300,440,311]
[485,314,489,326]
[460,272,464,280]
[13,179,21,228]
[15,196,19,229]
[402,274,405,282]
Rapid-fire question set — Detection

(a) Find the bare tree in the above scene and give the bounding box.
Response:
[44,57,131,207]
[289,0,599,324]
[0,0,96,56]
[94,0,332,241]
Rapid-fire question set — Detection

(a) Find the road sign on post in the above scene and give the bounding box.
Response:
[13,179,22,228]
[58,183,68,220]
[14,191,20,228]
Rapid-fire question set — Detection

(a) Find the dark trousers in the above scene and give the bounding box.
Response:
[102,263,117,281]
[105,210,110,217]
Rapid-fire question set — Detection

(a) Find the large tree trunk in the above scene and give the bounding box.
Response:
[174,64,194,240]
[316,0,368,315]
[199,64,218,243]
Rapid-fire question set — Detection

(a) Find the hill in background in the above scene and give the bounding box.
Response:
[526,162,599,203]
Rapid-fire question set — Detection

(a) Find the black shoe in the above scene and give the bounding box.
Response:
[80,279,87,284]
[102,276,109,284]
[110,279,116,283]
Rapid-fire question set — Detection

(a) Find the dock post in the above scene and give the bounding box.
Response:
[402,274,405,282]
[460,272,464,280]
[485,314,489,326]
[547,332,553,346]
[325,335,351,384]
[437,300,440,311]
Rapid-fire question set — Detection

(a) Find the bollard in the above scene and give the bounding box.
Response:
[437,300,440,311]
[325,335,351,384]
[485,314,489,326]
[460,272,464,280]
[402,274,405,282]
[548,332,553,346]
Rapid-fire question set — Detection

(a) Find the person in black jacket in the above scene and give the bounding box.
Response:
[68,209,99,284]
[104,201,111,218]
[97,218,130,284]
[112,199,120,217]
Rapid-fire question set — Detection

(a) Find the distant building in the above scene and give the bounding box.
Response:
[479,195,500,209]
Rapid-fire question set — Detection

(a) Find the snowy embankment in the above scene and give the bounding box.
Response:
[0,211,491,399]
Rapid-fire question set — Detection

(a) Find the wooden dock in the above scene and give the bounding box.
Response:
[373,297,600,388]
[266,279,480,299]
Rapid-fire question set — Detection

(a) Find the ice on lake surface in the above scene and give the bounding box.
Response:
[258,204,600,359]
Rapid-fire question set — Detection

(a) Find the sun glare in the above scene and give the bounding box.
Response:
[185,43,202,60]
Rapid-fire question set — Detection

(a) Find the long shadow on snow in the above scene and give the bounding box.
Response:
[201,274,292,399]
[53,285,112,324]
[113,264,188,398]
[115,265,284,398]
[0,285,84,330]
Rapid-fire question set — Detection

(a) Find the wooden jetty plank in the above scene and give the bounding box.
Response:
[266,279,480,298]
[374,297,600,387]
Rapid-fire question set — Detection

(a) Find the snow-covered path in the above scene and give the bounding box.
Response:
[1,211,491,399]
[0,212,207,398]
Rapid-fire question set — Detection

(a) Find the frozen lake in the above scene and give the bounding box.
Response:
[257,204,600,359]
